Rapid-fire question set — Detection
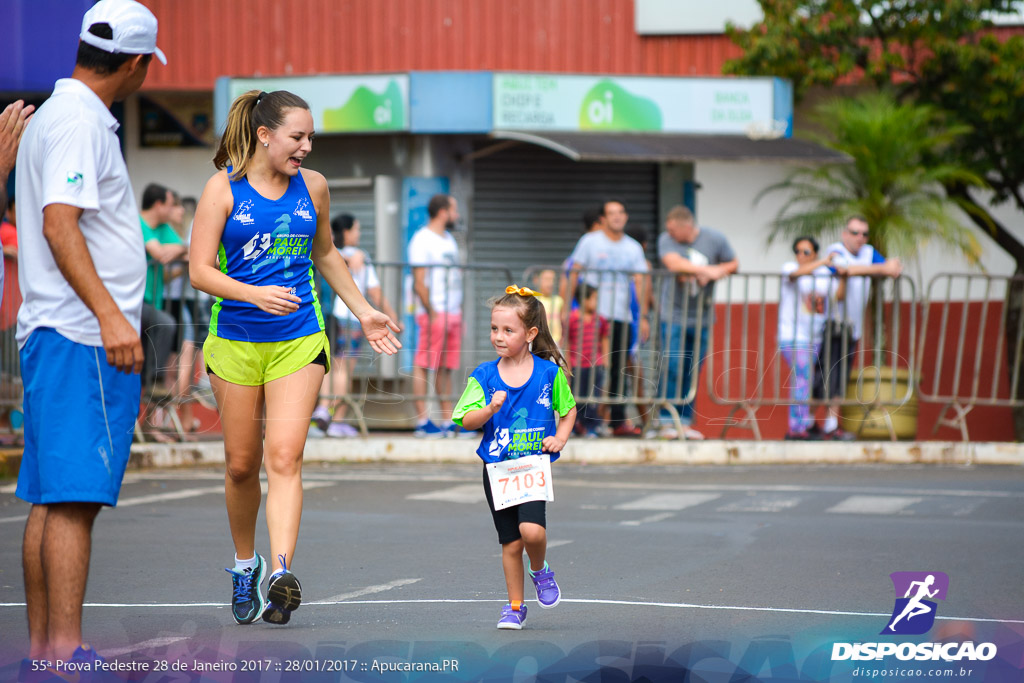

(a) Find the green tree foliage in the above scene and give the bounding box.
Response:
[758,93,985,264]
[726,0,1024,266]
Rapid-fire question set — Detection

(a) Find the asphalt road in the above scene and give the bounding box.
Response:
[0,462,1022,682]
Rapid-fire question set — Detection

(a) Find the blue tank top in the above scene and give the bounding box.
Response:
[209,170,325,342]
[467,357,571,463]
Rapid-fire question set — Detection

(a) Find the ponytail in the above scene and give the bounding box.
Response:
[213,89,311,181]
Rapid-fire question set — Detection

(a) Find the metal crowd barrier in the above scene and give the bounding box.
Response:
[521,264,713,436]
[318,261,515,433]
[917,273,1024,442]
[0,252,21,439]
[706,272,917,440]
[3,257,1021,444]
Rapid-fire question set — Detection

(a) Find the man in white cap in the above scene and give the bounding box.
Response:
[14,0,165,672]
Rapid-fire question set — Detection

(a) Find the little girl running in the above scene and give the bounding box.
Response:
[453,284,577,630]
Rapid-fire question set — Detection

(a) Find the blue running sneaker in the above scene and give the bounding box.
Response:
[262,554,302,625]
[225,555,266,625]
[414,420,445,438]
[530,562,561,608]
[496,602,528,630]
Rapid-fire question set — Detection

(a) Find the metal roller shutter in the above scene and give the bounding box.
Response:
[328,183,377,254]
[471,143,658,344]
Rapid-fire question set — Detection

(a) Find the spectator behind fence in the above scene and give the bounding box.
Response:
[626,224,656,427]
[533,268,564,344]
[779,237,843,440]
[162,192,205,434]
[815,216,903,440]
[0,101,34,382]
[566,199,649,436]
[14,0,161,667]
[559,207,604,307]
[566,283,609,438]
[1,195,20,346]
[138,182,184,393]
[656,205,738,440]
[409,193,464,438]
[311,214,398,438]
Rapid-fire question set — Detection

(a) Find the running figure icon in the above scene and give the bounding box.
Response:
[888,574,940,632]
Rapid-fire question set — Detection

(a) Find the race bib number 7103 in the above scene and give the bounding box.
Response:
[486,455,554,511]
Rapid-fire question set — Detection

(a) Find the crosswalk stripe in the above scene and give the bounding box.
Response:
[621,512,676,526]
[407,484,485,504]
[718,495,803,513]
[615,493,720,511]
[827,495,922,515]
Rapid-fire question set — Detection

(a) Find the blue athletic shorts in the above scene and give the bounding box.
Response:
[16,328,140,506]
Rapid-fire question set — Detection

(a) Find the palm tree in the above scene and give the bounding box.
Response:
[757,92,989,439]
[758,91,986,265]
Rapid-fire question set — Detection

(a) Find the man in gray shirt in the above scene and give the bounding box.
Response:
[656,205,738,439]
[567,199,650,435]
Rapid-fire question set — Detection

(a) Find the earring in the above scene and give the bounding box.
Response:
[263,142,268,147]
[529,340,533,353]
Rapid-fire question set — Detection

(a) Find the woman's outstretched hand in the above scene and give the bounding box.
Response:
[359,309,403,355]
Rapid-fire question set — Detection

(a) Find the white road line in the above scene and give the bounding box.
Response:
[621,512,676,527]
[407,484,484,504]
[718,495,803,513]
[316,578,422,604]
[117,486,227,507]
[101,636,191,658]
[615,493,721,511]
[827,495,922,515]
[547,539,574,549]
[0,598,1018,626]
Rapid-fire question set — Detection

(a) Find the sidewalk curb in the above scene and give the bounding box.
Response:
[127,438,1023,470]
[0,439,1020,481]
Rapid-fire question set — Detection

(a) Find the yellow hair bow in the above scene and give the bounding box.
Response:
[506,284,540,297]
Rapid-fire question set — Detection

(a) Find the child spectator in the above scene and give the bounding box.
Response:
[566,283,609,438]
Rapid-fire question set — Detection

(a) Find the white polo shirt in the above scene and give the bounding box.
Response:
[15,78,146,348]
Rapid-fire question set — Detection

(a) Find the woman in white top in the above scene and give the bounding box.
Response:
[778,237,843,439]
[311,214,398,437]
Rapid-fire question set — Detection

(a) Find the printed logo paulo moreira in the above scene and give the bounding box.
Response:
[884,571,949,636]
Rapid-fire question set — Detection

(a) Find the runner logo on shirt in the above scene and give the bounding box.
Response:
[293,197,314,222]
[233,199,255,226]
[537,383,551,408]
[489,427,511,459]
[66,171,84,187]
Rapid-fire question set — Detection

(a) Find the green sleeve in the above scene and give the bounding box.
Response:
[157,223,184,245]
[552,367,576,416]
[139,217,158,244]
[452,377,486,427]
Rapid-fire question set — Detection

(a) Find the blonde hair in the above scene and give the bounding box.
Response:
[213,89,310,181]
[491,291,570,375]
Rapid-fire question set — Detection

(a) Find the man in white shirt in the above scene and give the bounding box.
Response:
[409,194,464,437]
[814,216,902,439]
[567,199,650,436]
[14,0,165,668]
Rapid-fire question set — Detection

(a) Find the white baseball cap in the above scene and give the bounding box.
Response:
[80,0,167,65]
